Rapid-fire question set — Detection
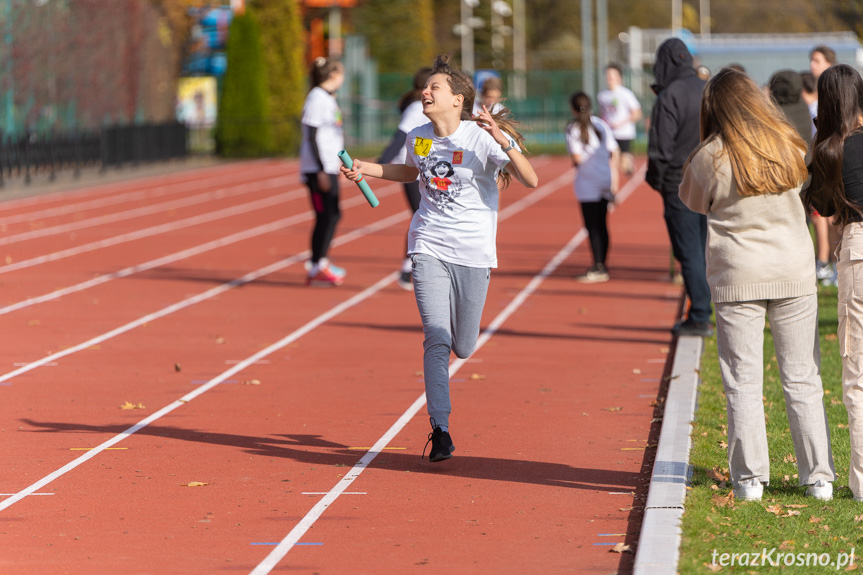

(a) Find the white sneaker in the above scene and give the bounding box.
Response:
[733,478,764,501]
[816,260,832,281]
[806,479,833,501]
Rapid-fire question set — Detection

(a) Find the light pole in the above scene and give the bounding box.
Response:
[3,0,13,136]
[700,0,710,37]
[455,0,481,74]
[490,0,512,71]
[511,0,526,99]
[580,0,594,97]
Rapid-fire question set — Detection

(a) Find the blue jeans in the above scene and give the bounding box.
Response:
[662,191,712,323]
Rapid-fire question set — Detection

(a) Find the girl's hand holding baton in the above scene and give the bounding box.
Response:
[338,150,380,208]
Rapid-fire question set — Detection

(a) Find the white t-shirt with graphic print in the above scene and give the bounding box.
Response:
[404,121,511,268]
[300,86,344,175]
[596,85,641,141]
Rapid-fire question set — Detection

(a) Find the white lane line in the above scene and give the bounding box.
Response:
[301,492,367,495]
[0,272,400,513]
[0,162,293,225]
[249,168,645,574]
[0,193,294,275]
[0,159,278,213]
[0,181,401,317]
[0,160,572,512]
[0,174,299,246]
[0,209,410,385]
[0,493,54,496]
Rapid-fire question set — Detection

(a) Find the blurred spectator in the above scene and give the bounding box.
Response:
[472,76,504,116]
[646,38,712,337]
[597,63,642,175]
[769,70,812,147]
[809,45,839,286]
[810,45,836,80]
[801,71,818,135]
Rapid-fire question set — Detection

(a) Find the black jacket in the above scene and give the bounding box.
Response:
[646,38,706,194]
[769,69,813,147]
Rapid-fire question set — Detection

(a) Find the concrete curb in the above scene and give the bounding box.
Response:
[632,333,704,574]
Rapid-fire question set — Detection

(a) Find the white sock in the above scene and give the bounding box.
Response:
[401,257,412,274]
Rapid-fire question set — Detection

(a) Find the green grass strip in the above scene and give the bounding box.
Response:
[678,286,862,573]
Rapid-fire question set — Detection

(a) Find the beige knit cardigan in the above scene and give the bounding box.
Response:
[678,138,817,303]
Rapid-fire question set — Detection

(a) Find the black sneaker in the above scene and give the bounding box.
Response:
[397,270,413,291]
[423,420,454,462]
[672,318,714,337]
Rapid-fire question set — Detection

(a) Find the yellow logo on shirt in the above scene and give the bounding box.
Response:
[414,137,432,157]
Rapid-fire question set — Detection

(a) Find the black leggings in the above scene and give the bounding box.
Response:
[580,199,610,266]
[305,172,341,263]
[403,180,421,252]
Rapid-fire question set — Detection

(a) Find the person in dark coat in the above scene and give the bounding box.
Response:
[646,38,712,337]
[769,69,812,147]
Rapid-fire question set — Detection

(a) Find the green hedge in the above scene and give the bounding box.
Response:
[215,9,273,157]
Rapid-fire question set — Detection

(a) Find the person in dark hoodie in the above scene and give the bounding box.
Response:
[646,38,712,337]
[769,69,812,148]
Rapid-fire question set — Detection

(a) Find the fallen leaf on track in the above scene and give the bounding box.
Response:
[244,379,261,385]
[469,373,486,380]
[183,482,208,487]
[610,543,632,554]
[120,401,145,410]
[603,407,623,412]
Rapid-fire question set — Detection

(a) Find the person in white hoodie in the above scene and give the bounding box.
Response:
[679,67,835,502]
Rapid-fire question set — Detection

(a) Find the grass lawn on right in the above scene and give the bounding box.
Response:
[677,285,862,573]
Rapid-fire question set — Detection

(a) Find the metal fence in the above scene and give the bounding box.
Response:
[340,69,654,153]
[0,122,188,187]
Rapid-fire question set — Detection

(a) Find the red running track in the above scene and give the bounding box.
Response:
[0,156,682,574]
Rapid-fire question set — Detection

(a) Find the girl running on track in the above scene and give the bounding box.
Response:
[377,67,434,290]
[680,67,835,502]
[301,57,347,287]
[566,91,619,283]
[803,63,863,502]
[341,54,538,462]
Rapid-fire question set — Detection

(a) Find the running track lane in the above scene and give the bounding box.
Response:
[0,157,679,574]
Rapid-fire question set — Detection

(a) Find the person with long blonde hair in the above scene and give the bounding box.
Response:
[680,67,835,501]
[341,54,538,462]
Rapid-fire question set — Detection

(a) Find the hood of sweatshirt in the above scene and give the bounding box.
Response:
[769,69,803,105]
[651,38,696,94]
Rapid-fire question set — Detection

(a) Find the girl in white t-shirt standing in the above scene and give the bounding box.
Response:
[300,57,346,287]
[597,63,642,175]
[341,54,538,462]
[378,67,434,290]
[566,91,619,283]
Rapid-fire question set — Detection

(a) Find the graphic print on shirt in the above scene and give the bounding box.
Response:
[417,153,463,210]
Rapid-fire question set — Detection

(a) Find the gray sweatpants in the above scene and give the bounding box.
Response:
[412,254,490,430]
[715,294,835,487]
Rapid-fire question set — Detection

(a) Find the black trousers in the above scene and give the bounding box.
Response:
[580,199,610,266]
[305,172,341,263]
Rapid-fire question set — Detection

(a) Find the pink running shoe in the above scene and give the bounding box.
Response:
[307,267,344,287]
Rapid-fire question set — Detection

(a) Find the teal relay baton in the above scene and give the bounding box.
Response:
[338,150,380,208]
